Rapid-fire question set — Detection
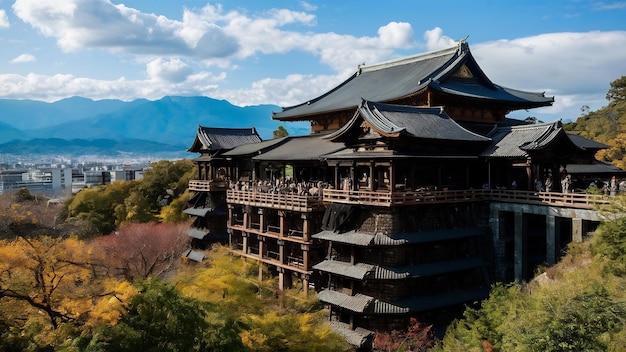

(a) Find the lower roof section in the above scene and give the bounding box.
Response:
[327,321,374,348]
[318,286,490,315]
[318,289,409,314]
[313,257,487,280]
[312,227,484,246]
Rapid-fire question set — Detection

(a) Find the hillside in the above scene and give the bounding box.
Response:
[0,96,309,160]
[436,199,626,350]
[564,76,626,169]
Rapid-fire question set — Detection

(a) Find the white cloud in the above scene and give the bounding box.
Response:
[146,57,193,83]
[424,27,456,51]
[593,2,626,10]
[10,53,36,63]
[11,0,416,73]
[377,22,414,49]
[12,0,239,57]
[473,31,626,117]
[0,9,9,28]
[300,1,318,11]
[0,69,227,102]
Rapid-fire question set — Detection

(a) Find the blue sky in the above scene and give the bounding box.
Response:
[0,0,625,124]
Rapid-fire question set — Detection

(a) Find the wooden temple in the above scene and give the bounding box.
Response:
[185,40,612,348]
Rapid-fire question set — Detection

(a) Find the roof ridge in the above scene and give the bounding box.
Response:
[360,43,462,73]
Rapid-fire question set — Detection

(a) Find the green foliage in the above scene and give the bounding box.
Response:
[63,159,196,234]
[87,278,245,352]
[137,159,196,213]
[564,76,626,168]
[159,189,191,223]
[606,76,626,104]
[439,196,626,352]
[66,181,140,234]
[273,125,289,139]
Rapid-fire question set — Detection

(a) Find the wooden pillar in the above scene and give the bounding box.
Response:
[258,237,264,260]
[302,244,309,270]
[302,275,310,296]
[302,214,310,241]
[572,218,583,242]
[278,240,285,264]
[278,267,285,291]
[389,160,395,191]
[243,206,250,230]
[514,210,527,282]
[526,162,532,191]
[546,215,556,265]
[259,208,266,233]
[278,211,285,238]
[242,233,249,254]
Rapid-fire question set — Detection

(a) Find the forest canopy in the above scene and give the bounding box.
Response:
[564,76,626,169]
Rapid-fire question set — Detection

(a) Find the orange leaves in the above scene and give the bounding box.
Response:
[91,222,190,280]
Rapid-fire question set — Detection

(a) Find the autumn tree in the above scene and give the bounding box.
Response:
[373,318,436,352]
[85,278,246,352]
[176,245,350,352]
[91,222,190,280]
[0,234,137,351]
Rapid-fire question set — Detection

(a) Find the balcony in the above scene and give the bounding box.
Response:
[227,190,324,212]
[322,188,611,209]
[189,179,228,192]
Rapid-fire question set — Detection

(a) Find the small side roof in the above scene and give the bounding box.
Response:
[187,126,262,153]
[481,121,584,158]
[222,137,289,157]
[252,134,346,161]
[327,99,491,142]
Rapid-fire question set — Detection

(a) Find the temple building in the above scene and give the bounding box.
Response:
[186,40,614,349]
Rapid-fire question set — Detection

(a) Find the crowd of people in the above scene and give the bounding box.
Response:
[229,178,333,196]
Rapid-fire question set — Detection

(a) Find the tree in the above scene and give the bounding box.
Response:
[136,159,196,214]
[91,222,190,280]
[373,318,435,352]
[66,180,141,234]
[87,278,245,352]
[0,236,111,331]
[606,76,626,104]
[273,125,289,139]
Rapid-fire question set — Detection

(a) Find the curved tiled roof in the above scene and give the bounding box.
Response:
[187,126,262,153]
[326,99,491,142]
[481,121,584,158]
[273,41,553,121]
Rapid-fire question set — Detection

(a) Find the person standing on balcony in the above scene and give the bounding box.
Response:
[545,176,553,192]
[535,178,543,192]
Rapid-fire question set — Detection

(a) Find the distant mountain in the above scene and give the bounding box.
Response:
[0,138,188,160]
[0,121,26,142]
[0,96,310,160]
[0,96,147,130]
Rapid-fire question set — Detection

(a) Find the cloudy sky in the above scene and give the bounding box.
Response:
[0,0,625,123]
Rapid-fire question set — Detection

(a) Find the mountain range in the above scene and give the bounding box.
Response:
[0,96,309,162]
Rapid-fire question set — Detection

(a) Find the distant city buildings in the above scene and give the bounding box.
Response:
[0,161,148,197]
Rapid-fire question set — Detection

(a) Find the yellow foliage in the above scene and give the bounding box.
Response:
[88,279,139,327]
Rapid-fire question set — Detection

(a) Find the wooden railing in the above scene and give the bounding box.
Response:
[227,190,324,212]
[322,188,611,209]
[189,179,228,191]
